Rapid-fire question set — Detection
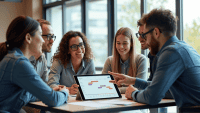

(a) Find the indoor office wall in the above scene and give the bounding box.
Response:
[0,0,42,43]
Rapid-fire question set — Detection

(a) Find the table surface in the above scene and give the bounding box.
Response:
[27,94,176,113]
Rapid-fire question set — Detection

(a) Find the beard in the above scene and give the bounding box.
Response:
[149,35,159,56]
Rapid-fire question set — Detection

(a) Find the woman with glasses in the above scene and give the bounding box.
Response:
[102,27,148,93]
[48,31,95,95]
[0,16,69,113]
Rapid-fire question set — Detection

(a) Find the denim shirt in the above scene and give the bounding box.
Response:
[0,48,68,113]
[132,36,200,108]
[48,59,96,88]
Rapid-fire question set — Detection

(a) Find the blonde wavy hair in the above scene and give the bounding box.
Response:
[112,27,137,77]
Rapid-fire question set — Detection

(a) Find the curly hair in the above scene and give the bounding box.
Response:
[137,13,148,27]
[52,31,93,68]
[145,8,178,37]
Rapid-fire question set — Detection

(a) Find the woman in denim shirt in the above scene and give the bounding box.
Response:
[48,31,95,95]
[0,16,69,113]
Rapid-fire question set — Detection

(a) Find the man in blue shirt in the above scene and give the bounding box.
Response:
[109,8,200,109]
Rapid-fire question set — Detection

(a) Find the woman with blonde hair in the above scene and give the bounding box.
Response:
[102,27,147,91]
[48,31,95,95]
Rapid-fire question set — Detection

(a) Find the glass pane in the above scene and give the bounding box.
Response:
[46,0,61,4]
[183,0,200,54]
[46,6,62,58]
[88,0,108,67]
[65,0,81,32]
[117,0,141,54]
[147,0,175,16]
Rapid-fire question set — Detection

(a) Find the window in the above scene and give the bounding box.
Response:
[65,0,82,32]
[46,0,61,4]
[117,0,141,54]
[46,6,62,66]
[147,0,175,15]
[88,0,108,69]
[183,0,200,54]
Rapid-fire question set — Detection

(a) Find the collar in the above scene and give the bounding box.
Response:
[66,59,85,69]
[120,57,130,65]
[156,36,179,57]
[148,52,154,59]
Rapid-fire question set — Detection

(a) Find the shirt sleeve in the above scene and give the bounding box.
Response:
[13,58,68,107]
[135,54,148,81]
[41,56,48,83]
[48,60,63,88]
[132,49,184,105]
[102,57,112,74]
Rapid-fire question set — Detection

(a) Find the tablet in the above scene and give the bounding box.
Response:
[73,74,122,100]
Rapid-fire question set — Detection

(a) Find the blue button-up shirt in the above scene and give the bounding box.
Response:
[132,36,200,108]
[0,48,68,113]
[48,58,96,88]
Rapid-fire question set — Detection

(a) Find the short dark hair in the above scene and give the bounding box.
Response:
[137,13,148,27]
[37,19,51,28]
[145,8,178,37]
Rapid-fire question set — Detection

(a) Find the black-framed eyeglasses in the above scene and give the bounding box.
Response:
[140,28,155,40]
[70,42,85,51]
[135,32,142,38]
[42,34,56,41]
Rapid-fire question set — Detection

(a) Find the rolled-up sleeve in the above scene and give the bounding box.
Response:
[48,60,63,88]
[13,59,68,107]
[132,49,184,105]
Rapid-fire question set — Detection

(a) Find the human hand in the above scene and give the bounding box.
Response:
[108,71,136,86]
[125,85,138,100]
[68,84,79,95]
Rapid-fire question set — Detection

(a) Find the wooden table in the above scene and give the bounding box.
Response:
[27,94,176,113]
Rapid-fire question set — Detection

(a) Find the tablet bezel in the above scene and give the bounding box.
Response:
[73,74,122,101]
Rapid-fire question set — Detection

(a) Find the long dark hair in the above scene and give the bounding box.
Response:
[52,31,93,68]
[0,16,39,61]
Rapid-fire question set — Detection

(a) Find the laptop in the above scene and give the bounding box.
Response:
[73,74,122,101]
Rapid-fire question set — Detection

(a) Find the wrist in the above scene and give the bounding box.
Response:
[130,77,136,85]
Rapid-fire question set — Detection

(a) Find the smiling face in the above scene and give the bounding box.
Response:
[68,36,85,60]
[30,26,44,58]
[116,34,131,59]
[144,24,159,56]
[138,25,149,50]
[41,24,54,52]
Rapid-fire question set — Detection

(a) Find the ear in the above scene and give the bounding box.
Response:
[25,33,32,44]
[154,27,161,39]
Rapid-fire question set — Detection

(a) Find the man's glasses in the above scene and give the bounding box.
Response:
[136,28,162,40]
[42,34,56,41]
[70,42,85,51]
[135,33,142,39]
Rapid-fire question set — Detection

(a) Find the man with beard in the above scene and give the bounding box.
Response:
[136,14,172,113]
[22,19,56,113]
[109,8,200,110]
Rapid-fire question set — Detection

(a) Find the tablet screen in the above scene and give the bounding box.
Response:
[74,74,122,100]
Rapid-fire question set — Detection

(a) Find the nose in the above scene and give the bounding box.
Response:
[77,46,82,52]
[49,38,54,43]
[138,36,142,41]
